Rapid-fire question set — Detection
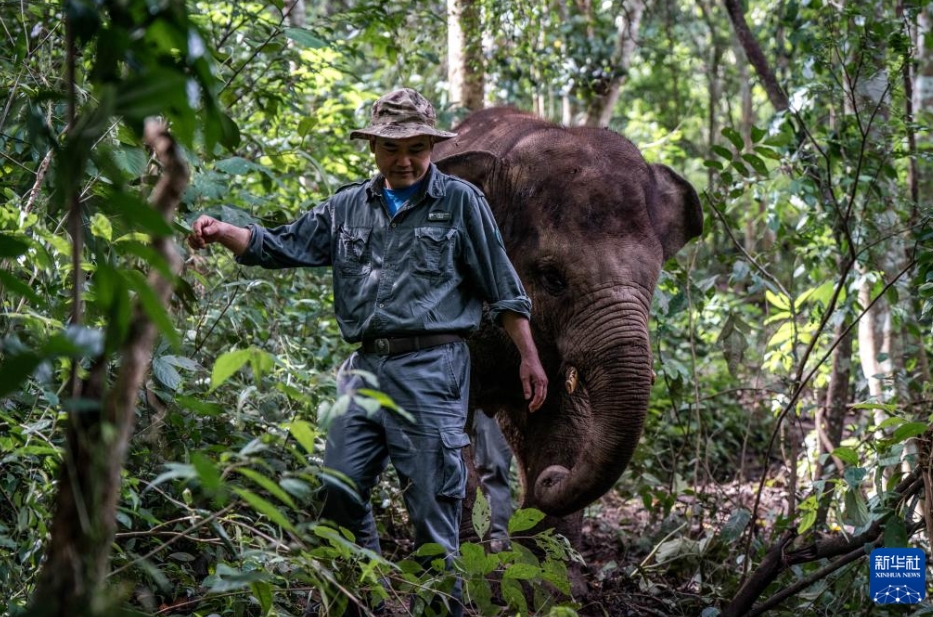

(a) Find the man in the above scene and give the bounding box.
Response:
[188,88,547,616]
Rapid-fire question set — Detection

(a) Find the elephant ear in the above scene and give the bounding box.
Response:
[434,150,506,196]
[647,164,704,261]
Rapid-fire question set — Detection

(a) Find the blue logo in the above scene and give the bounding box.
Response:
[870,548,926,604]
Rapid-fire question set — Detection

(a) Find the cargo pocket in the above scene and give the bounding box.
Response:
[437,428,471,499]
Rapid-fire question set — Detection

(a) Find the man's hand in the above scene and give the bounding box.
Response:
[187,215,250,255]
[520,354,548,413]
[501,312,548,412]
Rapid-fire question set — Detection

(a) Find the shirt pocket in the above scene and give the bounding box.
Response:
[412,226,457,278]
[336,226,372,278]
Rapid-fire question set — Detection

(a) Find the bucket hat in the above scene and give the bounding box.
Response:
[350,88,457,141]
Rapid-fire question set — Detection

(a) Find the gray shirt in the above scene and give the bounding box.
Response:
[237,164,531,343]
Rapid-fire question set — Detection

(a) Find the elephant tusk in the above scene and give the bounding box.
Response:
[565,366,579,394]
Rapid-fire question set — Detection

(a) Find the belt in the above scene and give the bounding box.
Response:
[360,333,463,356]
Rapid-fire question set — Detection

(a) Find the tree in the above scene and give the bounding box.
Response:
[447,0,485,111]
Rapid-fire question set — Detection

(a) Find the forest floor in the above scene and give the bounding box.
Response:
[372,475,791,617]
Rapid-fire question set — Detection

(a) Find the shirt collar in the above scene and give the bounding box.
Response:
[365,164,447,202]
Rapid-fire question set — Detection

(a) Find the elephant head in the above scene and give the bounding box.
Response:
[435,108,702,518]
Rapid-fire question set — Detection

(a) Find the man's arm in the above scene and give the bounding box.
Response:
[188,215,251,255]
[501,312,548,412]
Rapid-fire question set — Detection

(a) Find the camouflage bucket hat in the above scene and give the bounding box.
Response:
[350,88,457,142]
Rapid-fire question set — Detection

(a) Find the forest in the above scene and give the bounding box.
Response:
[2,0,933,615]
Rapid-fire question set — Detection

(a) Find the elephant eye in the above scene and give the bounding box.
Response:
[538,265,567,295]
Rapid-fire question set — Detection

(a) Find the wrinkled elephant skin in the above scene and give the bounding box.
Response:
[434,108,702,544]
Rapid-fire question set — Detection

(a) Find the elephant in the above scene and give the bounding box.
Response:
[432,107,703,549]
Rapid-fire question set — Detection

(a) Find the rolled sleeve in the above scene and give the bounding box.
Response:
[461,190,531,324]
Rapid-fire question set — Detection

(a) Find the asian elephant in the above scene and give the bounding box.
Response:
[433,108,703,546]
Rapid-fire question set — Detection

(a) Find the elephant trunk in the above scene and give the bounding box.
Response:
[532,291,653,517]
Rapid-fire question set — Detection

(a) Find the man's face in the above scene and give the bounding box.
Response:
[371,136,433,189]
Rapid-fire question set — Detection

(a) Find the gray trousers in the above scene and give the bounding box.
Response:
[320,341,470,616]
[472,411,513,540]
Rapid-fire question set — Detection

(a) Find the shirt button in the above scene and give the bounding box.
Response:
[391,223,397,228]
[379,303,385,308]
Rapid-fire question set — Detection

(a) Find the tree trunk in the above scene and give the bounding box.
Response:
[28,121,188,617]
[815,320,852,524]
[583,0,645,127]
[447,0,484,111]
[285,0,306,27]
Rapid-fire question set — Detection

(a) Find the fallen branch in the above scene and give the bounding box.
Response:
[722,468,924,617]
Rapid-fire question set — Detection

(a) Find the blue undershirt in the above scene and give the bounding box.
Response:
[383,180,423,217]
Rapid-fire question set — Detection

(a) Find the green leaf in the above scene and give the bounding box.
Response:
[210,349,252,391]
[843,489,869,527]
[113,145,148,177]
[852,401,898,413]
[754,145,782,160]
[797,507,817,534]
[107,191,175,237]
[152,355,183,390]
[710,144,733,161]
[472,488,491,541]
[893,422,929,443]
[0,233,30,258]
[883,517,909,548]
[176,395,223,416]
[743,152,769,175]
[146,463,197,492]
[0,353,42,397]
[90,212,112,241]
[765,289,791,311]
[721,127,745,151]
[876,417,906,429]
[0,270,41,305]
[288,420,319,455]
[285,27,328,49]
[720,509,751,542]
[508,508,545,534]
[207,563,271,593]
[843,466,867,488]
[215,156,264,175]
[750,125,767,144]
[123,270,180,349]
[235,467,297,510]
[191,452,223,493]
[502,562,541,580]
[731,159,751,177]
[832,446,859,467]
[458,542,494,576]
[234,487,295,532]
[251,580,274,616]
[116,68,189,123]
[500,577,528,614]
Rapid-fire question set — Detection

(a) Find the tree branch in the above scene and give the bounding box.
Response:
[30,120,188,616]
[722,0,789,111]
[723,469,924,617]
